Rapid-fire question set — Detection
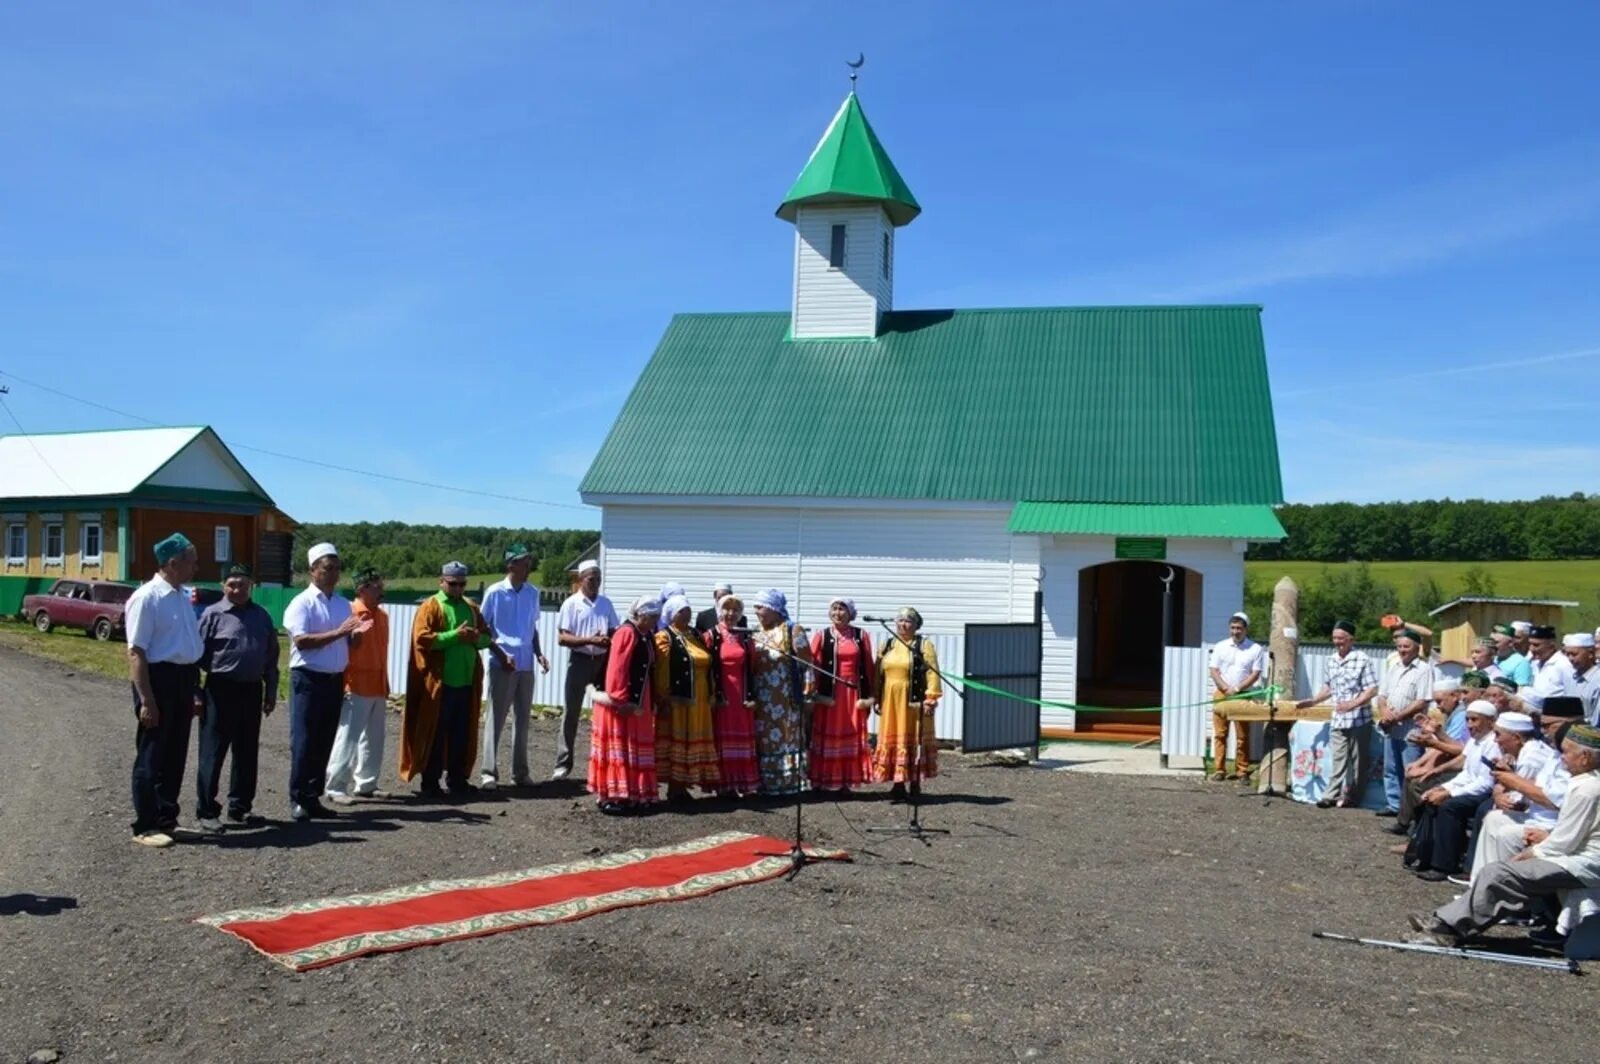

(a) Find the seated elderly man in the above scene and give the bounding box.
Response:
[1405,700,1503,880]
[1411,723,1600,959]
[1469,698,1586,878]
[1386,675,1478,841]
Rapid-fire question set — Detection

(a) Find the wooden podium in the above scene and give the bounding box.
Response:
[1213,698,1331,794]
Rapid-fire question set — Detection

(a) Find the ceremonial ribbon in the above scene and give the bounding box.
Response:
[942,677,1284,715]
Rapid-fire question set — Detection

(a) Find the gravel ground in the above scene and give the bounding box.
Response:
[0,646,1591,1064]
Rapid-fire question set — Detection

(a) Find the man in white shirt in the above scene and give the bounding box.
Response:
[1470,698,1584,876]
[282,542,370,822]
[479,543,550,790]
[125,533,204,848]
[1406,700,1502,880]
[1208,611,1267,782]
[1523,624,1571,711]
[1561,633,1600,724]
[1375,629,1436,817]
[554,560,619,780]
[1413,723,1600,959]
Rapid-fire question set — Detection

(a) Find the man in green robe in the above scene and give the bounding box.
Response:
[401,561,491,798]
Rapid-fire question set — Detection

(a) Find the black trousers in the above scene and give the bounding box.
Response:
[423,684,474,789]
[288,667,344,807]
[558,652,608,771]
[1410,792,1489,873]
[195,674,264,819]
[130,662,198,835]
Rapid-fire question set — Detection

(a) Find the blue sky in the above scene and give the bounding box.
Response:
[2,1,1596,529]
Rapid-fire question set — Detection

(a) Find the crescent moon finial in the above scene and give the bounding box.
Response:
[846,52,864,91]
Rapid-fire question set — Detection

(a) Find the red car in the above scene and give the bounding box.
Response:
[23,579,135,641]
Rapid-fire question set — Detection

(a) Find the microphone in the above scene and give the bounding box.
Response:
[860,614,891,624]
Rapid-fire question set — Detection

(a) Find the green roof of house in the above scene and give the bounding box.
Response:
[776,93,921,227]
[580,306,1283,507]
[1008,502,1286,540]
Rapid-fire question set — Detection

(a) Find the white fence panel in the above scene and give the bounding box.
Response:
[926,632,965,743]
[380,604,588,711]
[1160,646,1214,759]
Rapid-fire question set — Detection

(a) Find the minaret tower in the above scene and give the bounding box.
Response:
[776,85,920,340]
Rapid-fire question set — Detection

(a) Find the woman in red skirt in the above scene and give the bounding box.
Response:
[807,597,874,792]
[588,595,661,815]
[705,594,760,796]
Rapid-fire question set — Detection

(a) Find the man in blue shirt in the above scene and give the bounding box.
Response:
[479,543,550,789]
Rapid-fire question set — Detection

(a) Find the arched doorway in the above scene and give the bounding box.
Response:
[1075,560,1202,734]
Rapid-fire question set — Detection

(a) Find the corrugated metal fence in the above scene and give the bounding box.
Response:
[376,604,969,740]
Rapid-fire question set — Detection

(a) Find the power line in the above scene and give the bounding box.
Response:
[0,390,75,492]
[0,369,594,513]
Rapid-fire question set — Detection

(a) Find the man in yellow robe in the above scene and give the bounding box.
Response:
[401,561,491,798]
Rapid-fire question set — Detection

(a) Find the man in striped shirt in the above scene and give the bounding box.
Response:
[1298,620,1378,808]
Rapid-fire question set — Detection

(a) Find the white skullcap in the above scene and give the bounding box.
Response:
[1230,611,1249,626]
[307,542,338,566]
[441,560,469,579]
[630,595,661,619]
[1432,677,1460,695]
[661,594,691,620]
[576,559,600,575]
[713,582,733,595]
[1496,711,1535,733]
[1563,633,1596,649]
[1465,698,1498,719]
[1511,621,1532,636]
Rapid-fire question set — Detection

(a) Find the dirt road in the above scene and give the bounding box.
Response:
[0,647,1588,1063]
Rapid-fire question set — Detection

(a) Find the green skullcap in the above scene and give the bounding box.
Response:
[1567,723,1600,751]
[1333,619,1356,636]
[352,565,382,588]
[1459,670,1490,690]
[1491,624,1514,638]
[1398,628,1426,644]
[225,562,252,579]
[153,533,193,564]
[504,542,532,563]
[1490,676,1519,693]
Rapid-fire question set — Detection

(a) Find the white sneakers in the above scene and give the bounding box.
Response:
[197,817,226,834]
[479,776,498,791]
[551,766,571,781]
[132,832,174,848]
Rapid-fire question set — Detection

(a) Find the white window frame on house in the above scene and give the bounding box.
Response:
[3,520,25,565]
[215,525,231,562]
[80,519,103,566]
[43,520,65,566]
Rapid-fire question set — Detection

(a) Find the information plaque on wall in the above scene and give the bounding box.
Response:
[1114,537,1167,560]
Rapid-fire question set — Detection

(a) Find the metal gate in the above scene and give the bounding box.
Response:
[961,595,1042,755]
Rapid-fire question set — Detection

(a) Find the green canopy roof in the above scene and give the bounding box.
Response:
[776,93,921,227]
[1007,503,1286,540]
[581,306,1283,505]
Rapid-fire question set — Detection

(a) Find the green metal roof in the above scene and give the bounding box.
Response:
[1008,502,1286,540]
[776,93,921,227]
[581,306,1283,505]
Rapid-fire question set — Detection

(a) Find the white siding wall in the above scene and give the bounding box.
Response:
[790,204,891,339]
[601,503,1036,635]
[600,502,1039,742]
[1037,535,1247,731]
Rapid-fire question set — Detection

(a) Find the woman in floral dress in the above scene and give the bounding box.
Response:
[748,588,812,796]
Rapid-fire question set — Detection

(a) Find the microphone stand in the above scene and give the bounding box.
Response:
[737,623,855,880]
[864,619,949,845]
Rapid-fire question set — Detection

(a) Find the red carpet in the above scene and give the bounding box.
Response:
[197,831,846,971]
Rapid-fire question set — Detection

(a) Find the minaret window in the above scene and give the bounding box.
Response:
[828,224,846,269]
[882,231,890,279]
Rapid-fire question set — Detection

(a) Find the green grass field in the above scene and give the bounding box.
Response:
[0,618,292,696]
[1245,559,1600,600]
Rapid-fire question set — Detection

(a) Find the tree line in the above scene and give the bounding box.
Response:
[292,523,595,590]
[1246,495,1600,562]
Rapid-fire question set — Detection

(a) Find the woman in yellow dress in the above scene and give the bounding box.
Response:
[868,606,942,801]
[651,594,721,801]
